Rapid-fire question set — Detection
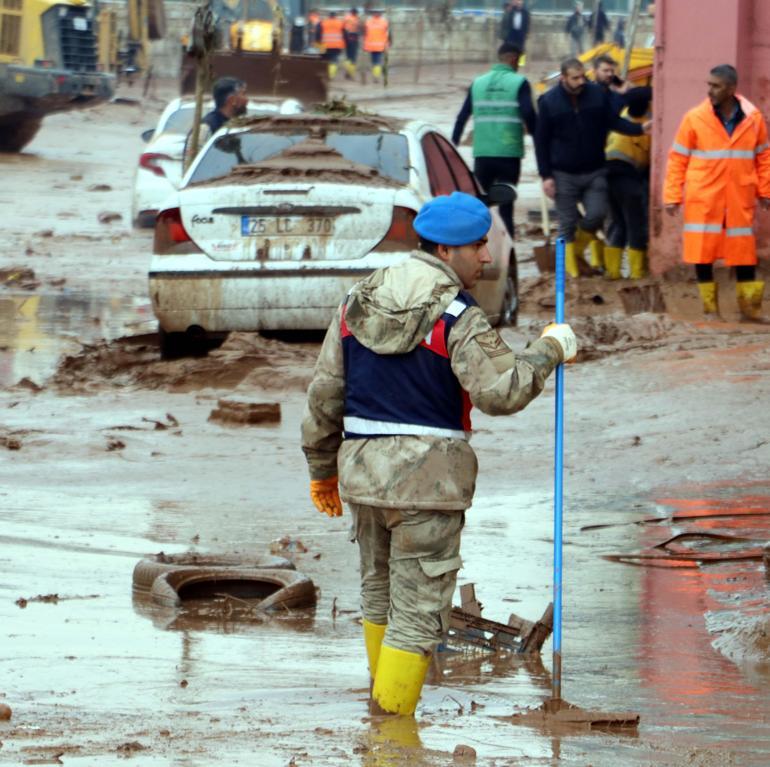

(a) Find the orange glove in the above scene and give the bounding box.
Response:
[310,476,343,517]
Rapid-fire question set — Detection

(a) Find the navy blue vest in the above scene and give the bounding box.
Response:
[341,291,476,440]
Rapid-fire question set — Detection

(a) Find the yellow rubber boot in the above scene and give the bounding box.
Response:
[363,619,387,680]
[372,64,382,81]
[344,60,356,79]
[628,248,647,279]
[736,280,770,323]
[697,281,720,319]
[603,246,623,280]
[573,227,593,259]
[328,62,338,79]
[565,241,580,278]
[588,238,604,270]
[371,645,431,716]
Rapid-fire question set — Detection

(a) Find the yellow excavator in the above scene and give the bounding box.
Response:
[0,0,114,151]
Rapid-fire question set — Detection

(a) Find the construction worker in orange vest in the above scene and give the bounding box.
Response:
[363,10,390,84]
[664,64,770,322]
[342,8,362,80]
[318,11,345,79]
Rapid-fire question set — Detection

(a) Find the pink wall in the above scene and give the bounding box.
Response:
[649,0,770,273]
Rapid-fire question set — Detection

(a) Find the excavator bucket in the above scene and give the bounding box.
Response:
[180,49,328,105]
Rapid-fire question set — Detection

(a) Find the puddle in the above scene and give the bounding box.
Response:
[0,291,155,387]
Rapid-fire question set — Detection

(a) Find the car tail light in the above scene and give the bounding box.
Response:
[154,208,202,255]
[371,207,419,252]
[140,152,173,178]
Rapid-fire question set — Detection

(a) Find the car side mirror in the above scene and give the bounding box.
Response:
[141,129,155,143]
[482,182,517,207]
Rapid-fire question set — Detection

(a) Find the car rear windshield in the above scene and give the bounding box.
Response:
[187,131,410,185]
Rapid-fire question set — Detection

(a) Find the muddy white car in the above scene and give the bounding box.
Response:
[131,97,303,228]
[149,113,518,357]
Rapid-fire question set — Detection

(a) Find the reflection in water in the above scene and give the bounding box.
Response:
[0,291,154,387]
[132,591,317,636]
[637,490,770,728]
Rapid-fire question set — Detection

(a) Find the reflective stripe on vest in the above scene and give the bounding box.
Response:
[673,143,758,160]
[342,416,468,440]
[684,223,723,233]
[340,293,475,440]
[471,64,525,158]
[727,226,753,236]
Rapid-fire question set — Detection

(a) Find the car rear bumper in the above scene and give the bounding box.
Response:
[149,268,381,332]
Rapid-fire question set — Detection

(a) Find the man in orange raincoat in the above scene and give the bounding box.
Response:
[664,64,770,321]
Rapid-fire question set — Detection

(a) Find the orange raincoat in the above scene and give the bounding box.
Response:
[663,95,770,265]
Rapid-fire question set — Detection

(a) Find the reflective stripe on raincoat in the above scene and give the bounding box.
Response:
[663,95,770,265]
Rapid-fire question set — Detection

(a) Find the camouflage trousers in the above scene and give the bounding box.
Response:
[350,503,464,654]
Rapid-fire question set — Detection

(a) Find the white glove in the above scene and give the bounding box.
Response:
[541,323,578,362]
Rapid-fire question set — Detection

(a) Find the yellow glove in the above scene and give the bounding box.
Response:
[541,322,578,362]
[310,476,343,517]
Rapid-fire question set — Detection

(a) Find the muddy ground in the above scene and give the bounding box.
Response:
[1,63,770,766]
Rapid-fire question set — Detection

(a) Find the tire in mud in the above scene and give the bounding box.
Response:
[0,119,43,153]
[132,552,295,594]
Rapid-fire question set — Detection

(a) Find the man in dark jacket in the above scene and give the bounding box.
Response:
[589,1,610,45]
[184,77,247,167]
[452,42,536,238]
[499,0,530,54]
[535,58,650,277]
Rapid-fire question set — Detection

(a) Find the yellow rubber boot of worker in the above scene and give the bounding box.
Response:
[363,619,387,680]
[565,241,580,278]
[588,238,604,270]
[371,645,431,716]
[344,60,356,79]
[573,227,593,258]
[628,248,647,279]
[372,64,382,81]
[328,62,339,79]
[603,246,623,280]
[697,281,720,319]
[736,280,770,323]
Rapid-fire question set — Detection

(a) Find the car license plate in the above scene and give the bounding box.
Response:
[241,216,334,237]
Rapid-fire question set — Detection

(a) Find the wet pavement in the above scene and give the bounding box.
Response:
[1,67,769,766]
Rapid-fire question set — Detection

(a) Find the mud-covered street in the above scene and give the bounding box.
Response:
[2,65,770,766]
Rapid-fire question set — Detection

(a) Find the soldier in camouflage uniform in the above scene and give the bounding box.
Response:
[301,192,577,717]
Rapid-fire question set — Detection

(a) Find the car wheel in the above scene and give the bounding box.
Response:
[159,326,211,360]
[498,249,519,327]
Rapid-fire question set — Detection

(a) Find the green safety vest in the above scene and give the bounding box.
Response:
[470,64,525,158]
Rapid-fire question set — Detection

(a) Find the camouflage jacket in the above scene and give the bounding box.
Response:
[301,251,563,511]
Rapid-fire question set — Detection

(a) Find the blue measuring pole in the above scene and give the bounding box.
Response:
[552,237,566,703]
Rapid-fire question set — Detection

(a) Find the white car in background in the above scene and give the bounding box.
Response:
[149,113,518,358]
[131,96,303,227]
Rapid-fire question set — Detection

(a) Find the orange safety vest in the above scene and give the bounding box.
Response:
[663,95,770,266]
[363,16,389,52]
[320,17,345,49]
[343,13,361,36]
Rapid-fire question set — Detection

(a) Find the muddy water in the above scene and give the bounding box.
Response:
[2,67,770,766]
[3,478,769,765]
[0,291,155,387]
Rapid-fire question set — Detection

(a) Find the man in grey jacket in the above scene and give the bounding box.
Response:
[301,192,577,717]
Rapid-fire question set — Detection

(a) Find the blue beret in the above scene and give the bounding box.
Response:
[413,192,492,246]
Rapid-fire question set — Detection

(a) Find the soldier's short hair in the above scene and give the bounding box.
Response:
[212,77,246,109]
[418,237,439,256]
[498,42,521,59]
[710,64,738,86]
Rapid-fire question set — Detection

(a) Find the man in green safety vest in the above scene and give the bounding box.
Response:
[452,42,536,239]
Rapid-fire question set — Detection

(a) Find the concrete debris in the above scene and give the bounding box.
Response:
[97,211,122,224]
